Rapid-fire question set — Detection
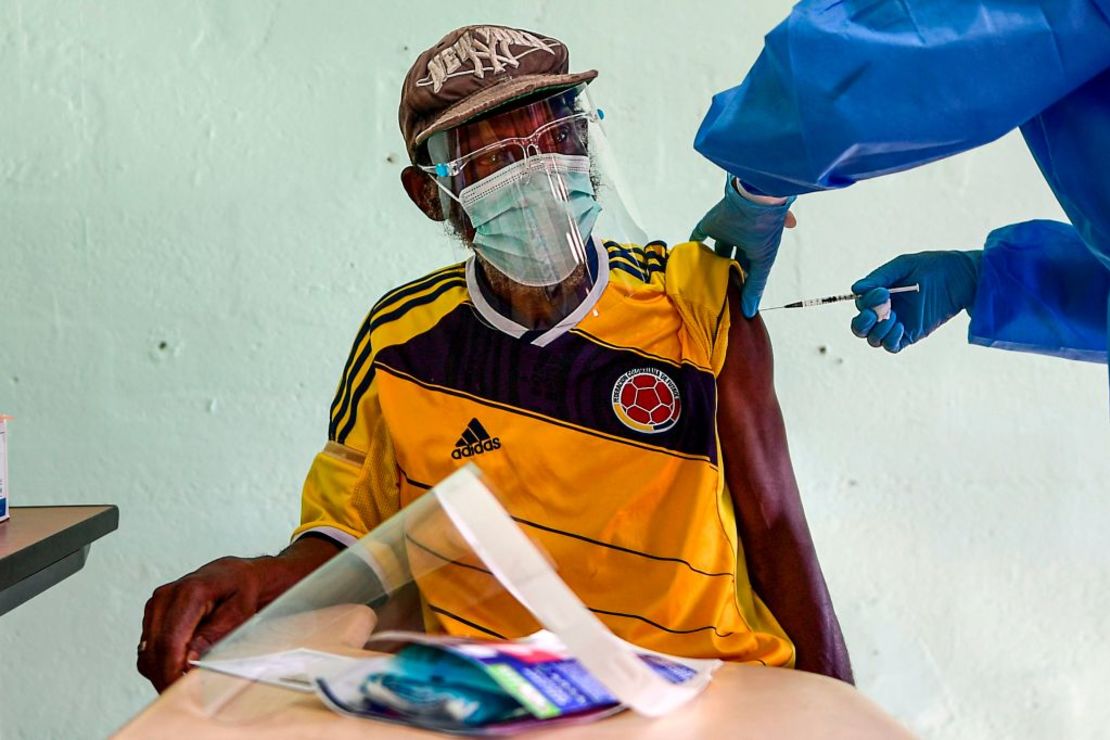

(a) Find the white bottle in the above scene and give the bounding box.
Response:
[0,415,10,522]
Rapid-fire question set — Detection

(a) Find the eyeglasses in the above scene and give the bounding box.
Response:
[419,111,597,190]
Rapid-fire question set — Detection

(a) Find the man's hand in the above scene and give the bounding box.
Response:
[691,176,796,318]
[137,535,341,693]
[138,556,266,692]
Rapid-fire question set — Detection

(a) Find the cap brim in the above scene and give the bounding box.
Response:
[413,70,598,153]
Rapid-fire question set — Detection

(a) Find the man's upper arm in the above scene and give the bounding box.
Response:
[720,281,776,402]
[716,278,798,527]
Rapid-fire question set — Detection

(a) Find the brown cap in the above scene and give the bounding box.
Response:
[399,25,597,163]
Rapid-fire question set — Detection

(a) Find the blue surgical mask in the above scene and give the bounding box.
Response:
[456,153,602,287]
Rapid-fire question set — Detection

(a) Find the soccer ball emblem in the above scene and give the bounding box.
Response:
[611,368,681,434]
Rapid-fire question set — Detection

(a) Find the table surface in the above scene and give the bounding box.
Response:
[117,656,913,739]
[0,505,119,587]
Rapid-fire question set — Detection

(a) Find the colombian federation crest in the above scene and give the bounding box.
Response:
[611,368,681,434]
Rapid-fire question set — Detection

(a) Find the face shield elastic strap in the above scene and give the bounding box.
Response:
[430,176,463,206]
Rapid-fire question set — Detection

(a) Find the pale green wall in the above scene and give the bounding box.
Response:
[2,2,1109,738]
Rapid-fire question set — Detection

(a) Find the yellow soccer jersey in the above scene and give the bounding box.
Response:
[296,237,795,667]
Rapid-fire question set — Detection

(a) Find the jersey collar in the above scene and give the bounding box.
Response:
[465,236,609,347]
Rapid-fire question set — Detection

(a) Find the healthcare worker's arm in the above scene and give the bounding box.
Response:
[695,0,1110,196]
[137,535,342,692]
[971,222,1110,361]
[850,221,1110,361]
[717,282,853,682]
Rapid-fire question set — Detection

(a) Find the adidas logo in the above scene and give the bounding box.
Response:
[451,418,502,459]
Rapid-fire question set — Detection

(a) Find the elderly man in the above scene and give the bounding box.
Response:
[138,24,852,693]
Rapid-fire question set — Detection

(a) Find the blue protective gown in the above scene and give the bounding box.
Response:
[694,0,1110,363]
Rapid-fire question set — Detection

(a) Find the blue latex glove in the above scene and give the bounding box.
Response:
[851,251,982,352]
[691,177,796,318]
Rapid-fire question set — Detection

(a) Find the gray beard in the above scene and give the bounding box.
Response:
[475,252,591,330]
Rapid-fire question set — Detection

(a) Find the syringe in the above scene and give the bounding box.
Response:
[762,284,920,310]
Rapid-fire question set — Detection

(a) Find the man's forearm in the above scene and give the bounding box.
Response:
[754,553,851,681]
[737,470,854,682]
[725,396,854,683]
[259,533,345,604]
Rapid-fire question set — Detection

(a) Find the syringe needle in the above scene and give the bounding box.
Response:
[762,283,920,311]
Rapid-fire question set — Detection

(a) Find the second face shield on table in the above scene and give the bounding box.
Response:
[193,465,717,726]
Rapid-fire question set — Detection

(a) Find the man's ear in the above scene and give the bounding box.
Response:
[401,166,445,222]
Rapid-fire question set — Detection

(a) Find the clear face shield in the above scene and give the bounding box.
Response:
[419,84,646,331]
[193,465,716,731]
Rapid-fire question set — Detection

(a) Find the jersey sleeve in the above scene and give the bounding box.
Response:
[664,241,744,374]
[968,220,1109,363]
[694,0,1110,196]
[293,327,402,545]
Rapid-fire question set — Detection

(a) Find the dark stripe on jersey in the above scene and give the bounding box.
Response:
[399,469,432,490]
[591,608,735,638]
[605,244,667,277]
[331,270,465,428]
[432,603,729,641]
[376,362,714,464]
[608,256,647,278]
[568,328,710,373]
[329,265,464,418]
[607,250,665,270]
[332,276,466,442]
[612,262,661,280]
[373,303,718,463]
[400,472,732,580]
[405,534,491,575]
[428,605,506,640]
[512,517,732,578]
[604,240,667,253]
[608,261,648,281]
[608,245,665,265]
[374,264,464,316]
[440,604,733,640]
[330,268,464,418]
